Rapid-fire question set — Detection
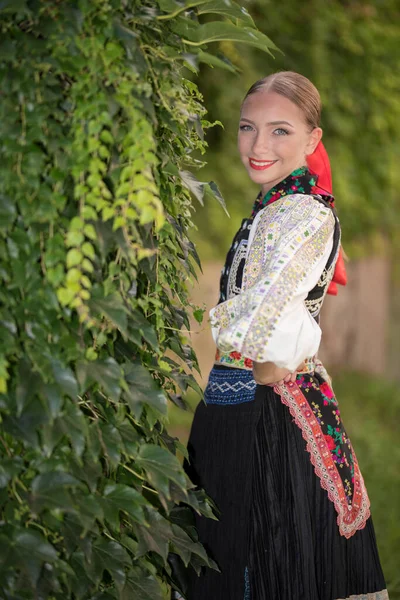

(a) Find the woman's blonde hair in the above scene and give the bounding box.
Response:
[242,71,321,130]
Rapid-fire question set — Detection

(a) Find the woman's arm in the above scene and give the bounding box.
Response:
[252,360,306,385]
[210,195,338,371]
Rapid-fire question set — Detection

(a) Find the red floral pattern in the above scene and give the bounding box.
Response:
[274,372,370,538]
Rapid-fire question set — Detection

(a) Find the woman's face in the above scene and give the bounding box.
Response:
[238,91,322,195]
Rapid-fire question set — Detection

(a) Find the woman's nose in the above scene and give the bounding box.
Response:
[252,132,270,156]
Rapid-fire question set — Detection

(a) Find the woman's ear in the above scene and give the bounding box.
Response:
[305,127,323,156]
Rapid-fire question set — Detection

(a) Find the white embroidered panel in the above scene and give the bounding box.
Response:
[210,194,337,364]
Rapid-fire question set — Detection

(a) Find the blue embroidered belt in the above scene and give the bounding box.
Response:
[203,366,257,405]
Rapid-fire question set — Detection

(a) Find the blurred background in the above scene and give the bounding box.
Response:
[168,0,400,595]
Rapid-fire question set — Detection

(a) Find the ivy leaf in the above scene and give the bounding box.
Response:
[74,493,104,534]
[90,291,128,337]
[101,483,148,530]
[76,357,122,400]
[128,312,159,351]
[15,359,41,416]
[122,566,164,600]
[51,358,79,399]
[179,170,205,205]
[98,422,122,467]
[170,523,218,568]
[193,308,205,324]
[57,400,88,457]
[204,181,229,215]
[0,527,58,586]
[198,50,238,73]
[124,362,168,416]
[198,0,255,27]
[135,510,173,562]
[90,539,130,590]
[136,444,187,499]
[174,21,279,54]
[157,0,208,14]
[30,471,83,513]
[0,457,23,488]
[0,194,16,231]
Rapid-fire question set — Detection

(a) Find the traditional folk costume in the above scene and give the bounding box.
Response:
[183,158,388,599]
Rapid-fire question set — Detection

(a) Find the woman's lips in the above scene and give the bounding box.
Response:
[249,158,277,171]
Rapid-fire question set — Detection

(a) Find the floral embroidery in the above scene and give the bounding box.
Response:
[210,195,336,362]
[251,166,323,216]
[274,373,371,538]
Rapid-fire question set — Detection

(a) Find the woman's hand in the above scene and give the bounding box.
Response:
[253,360,306,386]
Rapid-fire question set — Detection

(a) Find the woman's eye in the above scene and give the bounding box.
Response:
[239,124,253,132]
[273,128,289,136]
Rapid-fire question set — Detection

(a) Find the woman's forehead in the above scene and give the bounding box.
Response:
[241,91,304,122]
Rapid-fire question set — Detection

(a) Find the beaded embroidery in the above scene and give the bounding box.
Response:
[204,367,256,405]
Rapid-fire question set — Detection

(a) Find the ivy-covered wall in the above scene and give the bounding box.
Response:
[0,1,275,598]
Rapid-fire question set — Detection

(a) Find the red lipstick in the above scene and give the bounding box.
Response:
[249,158,277,171]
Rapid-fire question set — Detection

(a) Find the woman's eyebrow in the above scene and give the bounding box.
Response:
[240,117,294,127]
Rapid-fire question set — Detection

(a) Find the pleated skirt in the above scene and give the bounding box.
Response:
[183,366,388,600]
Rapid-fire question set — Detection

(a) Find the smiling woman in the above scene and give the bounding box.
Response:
[182,72,388,600]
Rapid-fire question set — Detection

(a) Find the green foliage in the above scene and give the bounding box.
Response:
[0,0,274,597]
[193,0,400,260]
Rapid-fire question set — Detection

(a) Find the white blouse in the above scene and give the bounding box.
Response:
[210,194,337,372]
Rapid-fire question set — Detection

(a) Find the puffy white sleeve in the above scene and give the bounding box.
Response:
[209,194,337,371]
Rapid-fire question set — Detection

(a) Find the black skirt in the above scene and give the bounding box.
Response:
[183,365,387,600]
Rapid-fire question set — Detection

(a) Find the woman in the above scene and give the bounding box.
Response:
[182,72,388,600]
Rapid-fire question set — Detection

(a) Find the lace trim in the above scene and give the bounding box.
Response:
[274,380,371,539]
[335,591,389,600]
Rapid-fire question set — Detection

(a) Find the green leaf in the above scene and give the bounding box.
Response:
[101,483,148,530]
[198,0,255,27]
[0,457,23,488]
[135,510,172,562]
[15,359,41,416]
[67,248,83,268]
[0,527,58,586]
[136,444,187,499]
[90,539,130,590]
[31,471,83,513]
[198,50,238,73]
[59,400,88,457]
[122,566,164,600]
[179,170,205,205]
[193,308,205,324]
[90,291,128,336]
[98,422,122,467]
[76,357,122,400]
[51,359,79,399]
[124,362,168,416]
[171,523,217,568]
[173,21,279,54]
[204,180,229,215]
[0,194,16,231]
[74,492,104,533]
